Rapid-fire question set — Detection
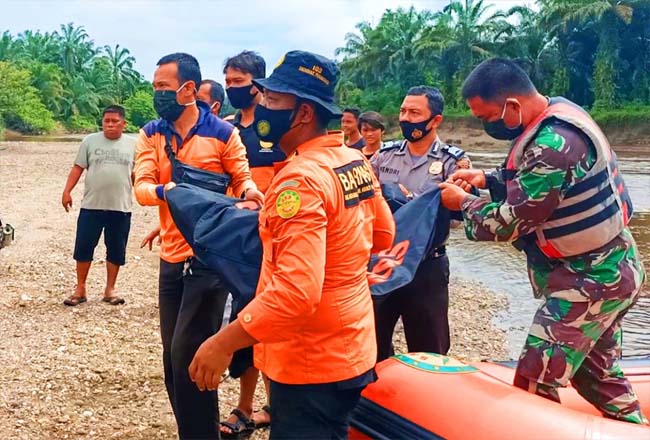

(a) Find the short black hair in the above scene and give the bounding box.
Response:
[103,105,125,119]
[461,57,536,102]
[358,111,385,131]
[406,86,444,117]
[342,107,361,119]
[157,52,201,91]
[201,80,225,104]
[223,51,266,79]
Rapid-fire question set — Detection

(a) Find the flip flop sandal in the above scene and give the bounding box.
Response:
[63,296,87,306]
[220,408,255,439]
[253,405,271,429]
[102,296,126,305]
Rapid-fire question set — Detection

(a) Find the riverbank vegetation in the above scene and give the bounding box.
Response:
[1,1,649,137]
[336,0,650,129]
[0,23,156,135]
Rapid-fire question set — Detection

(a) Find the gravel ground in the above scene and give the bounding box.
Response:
[0,141,508,439]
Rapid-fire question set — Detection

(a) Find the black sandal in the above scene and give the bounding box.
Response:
[253,405,271,429]
[63,296,87,306]
[102,296,126,305]
[220,408,255,439]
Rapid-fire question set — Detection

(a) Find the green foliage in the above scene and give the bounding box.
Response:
[1,23,149,134]
[591,105,650,128]
[124,90,157,129]
[65,114,98,133]
[337,1,650,119]
[550,67,570,97]
[593,55,617,109]
[0,61,56,134]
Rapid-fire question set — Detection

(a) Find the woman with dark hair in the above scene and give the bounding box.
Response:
[358,111,386,159]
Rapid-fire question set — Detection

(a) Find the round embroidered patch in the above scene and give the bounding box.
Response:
[276,190,301,219]
[428,161,443,175]
[393,353,478,374]
[256,120,271,137]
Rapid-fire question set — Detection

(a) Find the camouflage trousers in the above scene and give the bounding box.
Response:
[514,286,648,424]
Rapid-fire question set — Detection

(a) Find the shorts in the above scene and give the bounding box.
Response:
[73,208,131,266]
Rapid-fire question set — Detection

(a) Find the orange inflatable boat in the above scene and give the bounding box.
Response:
[349,353,650,440]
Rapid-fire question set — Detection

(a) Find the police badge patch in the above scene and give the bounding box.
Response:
[428,161,443,175]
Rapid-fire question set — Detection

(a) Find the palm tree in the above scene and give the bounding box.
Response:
[414,0,496,106]
[103,44,140,102]
[56,23,95,75]
[0,31,16,61]
[24,61,65,115]
[494,6,557,91]
[337,7,434,89]
[439,0,494,75]
[16,30,60,64]
[540,0,639,106]
[61,75,100,119]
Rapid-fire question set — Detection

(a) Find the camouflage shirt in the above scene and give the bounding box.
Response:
[460,120,646,299]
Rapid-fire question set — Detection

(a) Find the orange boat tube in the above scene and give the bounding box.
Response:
[349,353,650,440]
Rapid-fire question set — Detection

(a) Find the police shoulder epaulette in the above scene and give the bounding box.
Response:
[442,144,465,159]
[380,140,402,151]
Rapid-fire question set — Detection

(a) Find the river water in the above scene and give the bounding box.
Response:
[449,142,650,359]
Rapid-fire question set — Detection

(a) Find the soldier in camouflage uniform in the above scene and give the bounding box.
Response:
[440,58,647,424]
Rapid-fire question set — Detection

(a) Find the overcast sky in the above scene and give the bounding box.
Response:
[1,0,524,83]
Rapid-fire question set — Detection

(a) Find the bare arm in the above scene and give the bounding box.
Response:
[62,165,84,212]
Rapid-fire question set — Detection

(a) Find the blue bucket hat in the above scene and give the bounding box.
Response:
[253,50,342,118]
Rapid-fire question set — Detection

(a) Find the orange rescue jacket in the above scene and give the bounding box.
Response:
[134,104,256,263]
[239,132,395,384]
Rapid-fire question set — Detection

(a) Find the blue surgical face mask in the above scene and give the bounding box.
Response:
[483,100,524,140]
[153,82,195,122]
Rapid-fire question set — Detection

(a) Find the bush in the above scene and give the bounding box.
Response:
[0,62,56,134]
[124,90,157,128]
[590,105,650,128]
[65,114,98,133]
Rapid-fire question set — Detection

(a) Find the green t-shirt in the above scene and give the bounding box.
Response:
[74,132,136,213]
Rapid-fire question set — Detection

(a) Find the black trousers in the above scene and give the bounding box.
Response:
[269,378,368,439]
[373,254,450,362]
[159,259,229,439]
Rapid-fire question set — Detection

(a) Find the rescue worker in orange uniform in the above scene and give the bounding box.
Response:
[133,52,263,439]
[220,50,285,438]
[189,50,395,438]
